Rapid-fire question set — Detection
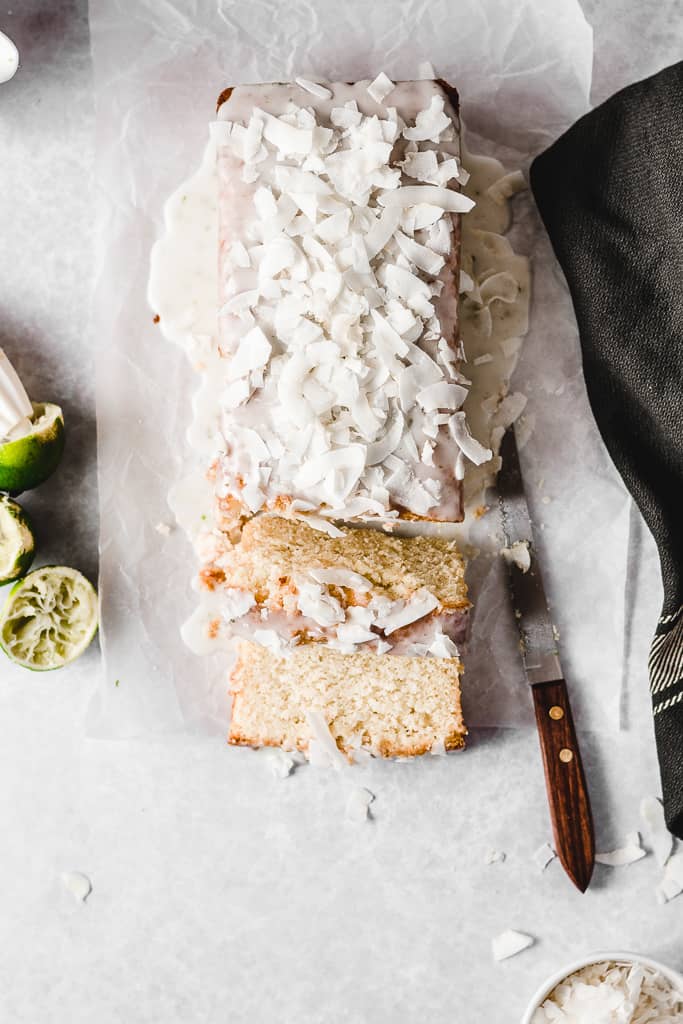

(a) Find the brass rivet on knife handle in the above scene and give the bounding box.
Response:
[532,679,595,893]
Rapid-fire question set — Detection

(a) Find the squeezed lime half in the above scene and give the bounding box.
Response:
[0,402,65,494]
[0,566,98,670]
[0,495,35,584]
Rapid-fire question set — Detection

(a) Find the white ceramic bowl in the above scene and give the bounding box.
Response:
[520,950,683,1023]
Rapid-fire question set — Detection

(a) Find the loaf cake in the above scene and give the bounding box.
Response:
[229,639,466,758]
[201,513,469,657]
[211,77,491,539]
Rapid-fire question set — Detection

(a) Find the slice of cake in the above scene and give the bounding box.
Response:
[229,639,466,758]
[211,78,490,538]
[200,513,470,657]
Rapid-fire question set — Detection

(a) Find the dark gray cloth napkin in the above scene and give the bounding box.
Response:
[530,62,683,837]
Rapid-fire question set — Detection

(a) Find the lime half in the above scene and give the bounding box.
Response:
[0,402,65,494]
[0,566,98,670]
[0,495,35,584]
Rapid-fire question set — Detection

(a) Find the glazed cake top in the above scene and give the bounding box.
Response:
[213,77,489,524]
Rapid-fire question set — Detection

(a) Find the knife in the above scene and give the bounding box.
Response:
[498,426,595,893]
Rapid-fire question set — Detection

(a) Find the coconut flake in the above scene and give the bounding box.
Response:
[533,842,556,872]
[428,632,459,658]
[292,513,345,538]
[416,381,468,412]
[61,872,92,903]
[253,628,287,654]
[226,325,271,380]
[492,930,534,962]
[394,230,445,275]
[309,567,373,592]
[295,77,332,100]
[378,185,475,213]
[378,588,439,635]
[154,521,173,536]
[501,541,531,573]
[367,73,394,104]
[258,110,313,155]
[656,851,683,904]
[346,787,375,822]
[595,831,647,867]
[305,710,347,768]
[448,412,493,466]
[402,95,451,142]
[295,579,345,627]
[266,749,296,778]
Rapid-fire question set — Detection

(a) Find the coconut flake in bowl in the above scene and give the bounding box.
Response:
[523,954,683,1024]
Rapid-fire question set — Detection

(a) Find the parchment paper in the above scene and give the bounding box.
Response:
[87,0,631,740]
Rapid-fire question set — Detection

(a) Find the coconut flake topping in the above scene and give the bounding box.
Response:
[215,81,482,523]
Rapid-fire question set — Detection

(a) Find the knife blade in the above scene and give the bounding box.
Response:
[498,425,595,893]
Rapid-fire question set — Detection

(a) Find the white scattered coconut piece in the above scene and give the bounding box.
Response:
[485,849,506,865]
[62,872,92,903]
[154,521,173,536]
[0,30,19,84]
[595,831,647,867]
[346,787,375,822]
[367,72,394,104]
[656,850,683,904]
[492,929,534,962]
[640,796,674,867]
[501,540,531,573]
[533,842,556,872]
[266,749,296,779]
[473,353,493,366]
[305,710,348,769]
[295,77,332,100]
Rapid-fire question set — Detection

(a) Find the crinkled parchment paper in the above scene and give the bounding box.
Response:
[87,0,631,740]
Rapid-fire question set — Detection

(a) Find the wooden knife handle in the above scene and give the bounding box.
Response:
[532,679,595,892]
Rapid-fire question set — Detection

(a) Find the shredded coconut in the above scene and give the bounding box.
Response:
[492,929,534,961]
[531,960,683,1023]
[61,872,92,903]
[501,540,531,573]
[532,842,556,871]
[595,831,647,867]
[346,786,375,822]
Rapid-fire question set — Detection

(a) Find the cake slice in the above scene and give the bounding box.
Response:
[229,639,466,758]
[200,513,470,656]
[211,78,490,539]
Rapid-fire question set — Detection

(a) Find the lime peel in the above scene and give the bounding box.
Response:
[0,495,35,584]
[0,401,65,494]
[0,566,98,671]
